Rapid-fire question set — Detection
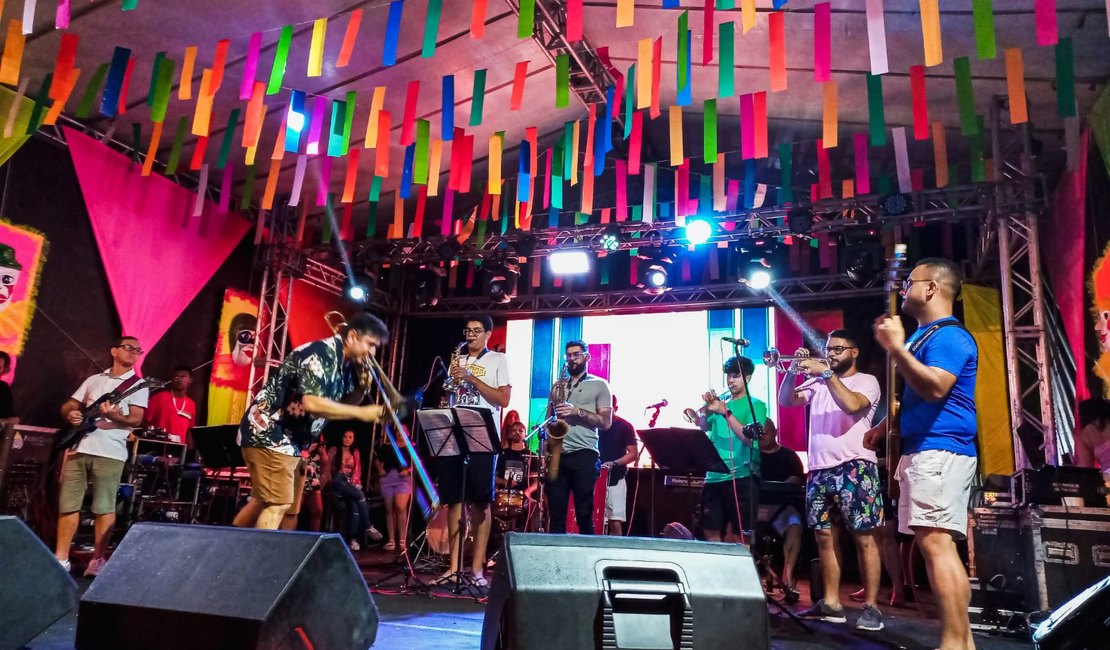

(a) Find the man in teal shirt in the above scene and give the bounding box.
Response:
[697,355,768,543]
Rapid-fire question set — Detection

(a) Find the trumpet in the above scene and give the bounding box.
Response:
[762,347,829,373]
[682,390,732,424]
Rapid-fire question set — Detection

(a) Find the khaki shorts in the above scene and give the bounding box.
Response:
[242,447,302,507]
[59,453,126,515]
[896,449,978,539]
[604,478,627,522]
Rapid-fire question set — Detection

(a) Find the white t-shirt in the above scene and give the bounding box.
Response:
[455,350,511,432]
[798,372,880,471]
[70,369,149,462]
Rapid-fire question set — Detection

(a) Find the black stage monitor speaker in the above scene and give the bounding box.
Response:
[75,523,378,650]
[1033,575,1110,650]
[482,532,769,650]
[0,516,79,650]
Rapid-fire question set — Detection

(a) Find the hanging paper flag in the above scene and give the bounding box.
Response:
[753,92,768,159]
[56,0,70,29]
[151,58,175,123]
[768,11,786,92]
[920,0,942,67]
[636,39,652,109]
[50,32,78,100]
[267,26,292,95]
[1036,0,1057,47]
[581,164,594,215]
[189,137,210,176]
[703,0,714,65]
[815,139,831,199]
[365,86,385,148]
[337,9,362,68]
[567,0,583,41]
[44,67,79,126]
[470,69,486,126]
[910,65,929,140]
[740,0,756,33]
[650,37,662,118]
[472,0,488,38]
[216,108,241,169]
[865,0,888,75]
[569,120,580,185]
[308,18,327,77]
[399,144,415,199]
[676,12,690,106]
[822,80,838,148]
[176,46,198,101]
[517,140,531,203]
[740,93,754,160]
[306,96,327,155]
[489,133,503,195]
[99,46,130,118]
[599,86,614,164]
[0,20,25,86]
[27,74,54,135]
[953,56,978,135]
[617,0,633,27]
[555,53,569,108]
[138,120,162,176]
[669,105,684,166]
[341,90,356,154]
[1004,48,1028,124]
[428,138,443,196]
[375,110,391,176]
[583,104,596,175]
[703,99,717,162]
[460,133,474,191]
[21,0,35,35]
[969,115,985,181]
[629,110,643,175]
[892,126,912,193]
[712,154,725,211]
[242,82,265,147]
[742,159,757,209]
[1,77,27,139]
[814,2,830,82]
[518,0,535,38]
[116,58,135,115]
[932,121,948,187]
[401,80,419,145]
[510,61,528,110]
[435,75,453,139]
[326,99,345,157]
[390,199,404,239]
[193,164,208,217]
[74,63,107,119]
[642,163,656,223]
[286,89,305,153]
[867,73,886,146]
[414,119,430,184]
[440,187,454,235]
[718,22,734,98]
[972,0,996,59]
[424,0,442,57]
[210,39,230,92]
[1055,37,1075,117]
[383,1,403,66]
[238,32,263,100]
[853,133,870,195]
[219,162,234,213]
[164,116,187,174]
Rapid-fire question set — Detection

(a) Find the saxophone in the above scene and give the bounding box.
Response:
[545,364,571,481]
[440,341,470,407]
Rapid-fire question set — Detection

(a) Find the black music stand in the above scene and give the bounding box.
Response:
[637,427,727,537]
[191,425,245,525]
[417,406,499,600]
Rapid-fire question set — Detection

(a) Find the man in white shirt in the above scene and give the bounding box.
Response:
[778,329,885,632]
[441,314,511,587]
[56,336,149,577]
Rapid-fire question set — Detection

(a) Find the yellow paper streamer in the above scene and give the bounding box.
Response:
[141,120,164,176]
[636,38,652,110]
[428,138,443,196]
[669,105,683,166]
[932,121,948,187]
[742,0,756,33]
[245,144,257,167]
[308,18,327,78]
[822,80,838,148]
[179,45,197,100]
[488,133,502,195]
[0,20,24,86]
[616,0,633,27]
[1004,48,1028,125]
[43,67,80,126]
[364,86,385,148]
[920,0,943,67]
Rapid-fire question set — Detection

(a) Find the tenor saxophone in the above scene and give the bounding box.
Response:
[545,364,571,481]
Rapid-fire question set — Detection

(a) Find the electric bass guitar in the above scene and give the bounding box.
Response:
[883,244,909,499]
[53,377,166,451]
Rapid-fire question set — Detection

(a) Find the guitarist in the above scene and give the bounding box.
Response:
[873,258,978,650]
[55,336,149,577]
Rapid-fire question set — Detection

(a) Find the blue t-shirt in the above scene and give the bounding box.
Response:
[899,317,978,456]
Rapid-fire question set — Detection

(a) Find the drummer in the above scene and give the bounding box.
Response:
[496,420,536,497]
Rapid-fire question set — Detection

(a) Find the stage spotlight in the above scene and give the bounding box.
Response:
[437,237,462,262]
[345,272,375,304]
[746,268,772,290]
[415,266,446,308]
[512,235,538,259]
[734,239,778,290]
[684,217,714,245]
[600,224,623,252]
[548,250,591,275]
[484,262,520,304]
[787,207,814,235]
[879,192,913,217]
[636,251,673,296]
[842,229,882,283]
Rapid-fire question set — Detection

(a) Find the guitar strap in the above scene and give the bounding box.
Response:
[898,319,968,403]
[101,373,143,403]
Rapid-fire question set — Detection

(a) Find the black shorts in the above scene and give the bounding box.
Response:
[700,476,759,535]
[437,454,496,504]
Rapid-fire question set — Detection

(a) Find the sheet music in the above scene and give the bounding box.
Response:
[415,408,460,457]
[455,406,499,454]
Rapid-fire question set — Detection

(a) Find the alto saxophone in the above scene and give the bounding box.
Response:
[545,364,571,481]
[440,340,469,407]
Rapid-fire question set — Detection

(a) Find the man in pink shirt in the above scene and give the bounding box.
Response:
[777,329,885,632]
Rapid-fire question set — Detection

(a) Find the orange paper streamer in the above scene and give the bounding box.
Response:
[616,0,633,27]
[210,39,230,92]
[822,80,838,148]
[43,67,80,125]
[192,69,214,136]
[262,157,281,209]
[428,138,443,196]
[669,105,684,166]
[471,0,488,39]
[179,45,197,100]
[570,120,580,186]
[141,120,164,176]
[242,81,265,148]
[337,9,363,68]
[742,0,756,33]
[0,20,24,86]
[768,11,786,92]
[271,120,287,161]
[636,38,652,109]
[932,121,948,187]
[342,148,359,203]
[919,0,943,67]
[1004,48,1028,124]
[842,179,855,199]
[390,198,404,239]
[488,133,503,195]
[364,86,386,148]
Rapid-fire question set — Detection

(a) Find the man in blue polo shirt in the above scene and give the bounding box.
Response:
[874,257,977,650]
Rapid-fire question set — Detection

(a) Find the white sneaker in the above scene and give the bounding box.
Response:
[57,557,71,572]
[367,526,383,542]
[349,539,361,552]
[84,556,106,577]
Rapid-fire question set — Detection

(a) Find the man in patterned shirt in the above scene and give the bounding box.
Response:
[233,312,391,530]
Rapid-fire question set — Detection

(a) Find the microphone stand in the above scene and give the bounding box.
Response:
[525,420,550,533]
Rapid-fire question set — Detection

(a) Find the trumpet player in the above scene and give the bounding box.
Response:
[777,330,885,632]
[440,314,511,587]
[234,312,391,531]
[547,339,613,535]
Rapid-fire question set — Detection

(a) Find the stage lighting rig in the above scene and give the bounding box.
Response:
[636,249,675,296]
[734,239,779,291]
[842,228,882,283]
[787,207,815,235]
[549,249,591,275]
[684,217,714,245]
[512,235,538,259]
[600,224,623,252]
[345,272,375,304]
[436,237,462,262]
[484,260,520,304]
[879,192,913,217]
[414,266,446,308]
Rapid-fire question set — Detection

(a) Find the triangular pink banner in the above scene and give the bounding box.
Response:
[64,126,251,370]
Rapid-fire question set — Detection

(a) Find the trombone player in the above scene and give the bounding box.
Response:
[234,312,392,531]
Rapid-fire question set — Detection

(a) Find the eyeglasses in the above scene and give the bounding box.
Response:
[117,344,144,354]
[462,328,486,336]
[826,346,857,355]
[565,351,586,360]
[902,278,931,291]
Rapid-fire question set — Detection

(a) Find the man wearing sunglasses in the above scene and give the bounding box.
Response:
[55,336,149,577]
[779,329,885,632]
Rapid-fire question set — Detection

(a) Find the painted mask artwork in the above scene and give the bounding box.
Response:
[0,222,47,380]
[1090,242,1110,395]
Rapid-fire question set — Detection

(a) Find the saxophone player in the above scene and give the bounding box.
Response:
[440,314,511,586]
[547,339,613,535]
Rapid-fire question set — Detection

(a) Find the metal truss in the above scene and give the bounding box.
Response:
[412,274,884,318]
[247,203,298,401]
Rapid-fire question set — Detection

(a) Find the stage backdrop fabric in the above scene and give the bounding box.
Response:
[65,127,251,370]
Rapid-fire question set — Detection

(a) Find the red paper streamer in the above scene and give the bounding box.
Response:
[510,61,528,110]
[400,80,419,146]
[459,134,474,191]
[911,168,925,191]
[117,58,136,114]
[342,148,360,203]
[725,179,739,214]
[753,91,768,159]
[816,139,831,199]
[542,148,552,208]
[650,38,662,119]
[448,127,464,190]
[768,11,787,92]
[567,0,583,41]
[600,207,611,225]
[813,3,831,82]
[910,65,929,140]
[740,93,754,160]
[583,104,596,169]
[50,33,79,100]
[210,39,230,93]
[375,111,391,176]
[413,186,427,237]
[471,0,488,38]
[337,9,363,67]
[190,136,209,171]
[703,0,714,65]
[628,111,643,175]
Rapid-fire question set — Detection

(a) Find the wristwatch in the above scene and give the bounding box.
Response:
[820,369,835,381]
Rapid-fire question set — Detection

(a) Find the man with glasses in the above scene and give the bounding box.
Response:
[778,329,885,631]
[55,336,149,577]
[873,258,977,650]
[547,340,613,535]
[440,314,511,586]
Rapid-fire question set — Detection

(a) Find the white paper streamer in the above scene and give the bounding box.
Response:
[892,127,912,193]
[289,154,308,206]
[2,78,29,138]
[193,164,208,217]
[642,163,655,224]
[865,0,889,75]
[22,0,36,35]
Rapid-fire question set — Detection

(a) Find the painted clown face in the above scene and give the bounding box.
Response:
[0,264,21,314]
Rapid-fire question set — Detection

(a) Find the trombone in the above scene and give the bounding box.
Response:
[762,347,829,373]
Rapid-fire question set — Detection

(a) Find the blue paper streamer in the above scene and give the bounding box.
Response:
[383,1,403,67]
[743,159,756,209]
[286,90,306,153]
[518,140,531,203]
[676,31,692,107]
[100,47,132,118]
[400,144,415,199]
[442,75,455,140]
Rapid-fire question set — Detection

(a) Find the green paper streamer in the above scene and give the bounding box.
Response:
[122,0,138,9]
[552,175,563,208]
[969,116,985,182]
[556,53,569,108]
[877,174,891,195]
[677,12,689,90]
[778,143,793,203]
[718,22,734,98]
[267,25,293,95]
[165,117,188,175]
[414,119,430,184]
[369,175,383,202]
[1056,37,1075,118]
[518,0,535,39]
[342,91,357,154]
[321,194,334,243]
[867,74,886,146]
[631,204,642,222]
[476,215,487,247]
[470,69,486,126]
[216,108,241,170]
[328,100,345,157]
[972,0,996,59]
[27,74,53,135]
[623,64,635,137]
[575,212,589,226]
[563,121,574,177]
[366,201,379,238]
[954,57,977,135]
[76,64,109,119]
[151,58,175,123]
[717,0,735,8]
[239,164,256,211]
[146,52,165,107]
[423,0,442,58]
[703,99,717,162]
[600,256,610,286]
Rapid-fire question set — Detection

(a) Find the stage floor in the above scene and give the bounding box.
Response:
[31,546,1035,650]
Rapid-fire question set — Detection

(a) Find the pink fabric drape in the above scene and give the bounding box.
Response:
[773,309,844,455]
[65,127,251,370]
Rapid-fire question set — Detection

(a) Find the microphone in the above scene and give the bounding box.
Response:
[645,399,668,410]
[721,336,750,347]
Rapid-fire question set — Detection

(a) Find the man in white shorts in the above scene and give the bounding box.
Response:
[599,397,638,536]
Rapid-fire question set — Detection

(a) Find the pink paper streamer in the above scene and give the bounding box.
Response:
[865,0,888,75]
[219,162,233,212]
[853,133,870,195]
[642,163,655,223]
[542,148,551,209]
[317,156,332,206]
[240,32,263,100]
[290,154,308,206]
[740,93,754,160]
[725,179,739,215]
[193,164,209,217]
[441,187,455,236]
[55,0,70,29]
[615,159,627,221]
[1035,0,1058,47]
[813,2,831,82]
[892,127,912,193]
